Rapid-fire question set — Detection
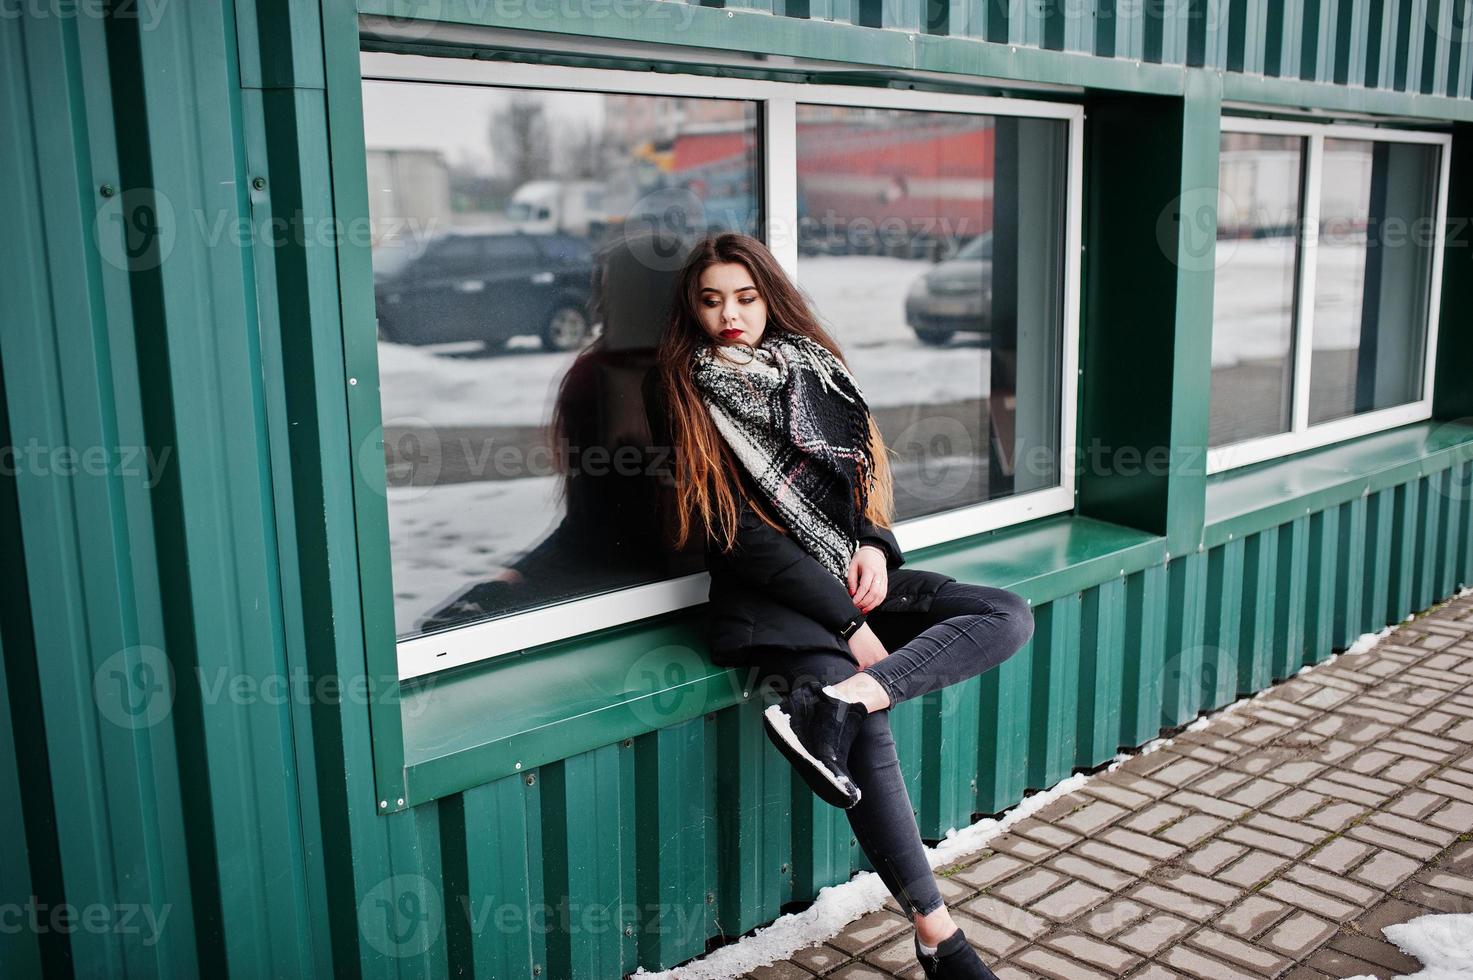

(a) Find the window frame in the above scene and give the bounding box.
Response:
[360,52,1084,680]
[1206,115,1452,475]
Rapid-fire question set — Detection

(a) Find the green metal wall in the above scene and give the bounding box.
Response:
[0,0,1470,978]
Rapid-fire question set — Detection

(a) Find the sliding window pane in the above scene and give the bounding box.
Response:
[1309,139,1440,425]
[363,80,759,638]
[794,106,1068,520]
[1208,132,1304,448]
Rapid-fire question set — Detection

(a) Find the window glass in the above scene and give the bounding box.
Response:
[1208,132,1304,448]
[794,106,1068,518]
[1309,139,1440,425]
[363,80,760,639]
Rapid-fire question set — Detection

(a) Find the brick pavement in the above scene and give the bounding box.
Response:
[742,592,1473,980]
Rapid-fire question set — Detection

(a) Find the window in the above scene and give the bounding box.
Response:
[793,106,1070,526]
[1207,117,1450,473]
[360,55,1082,678]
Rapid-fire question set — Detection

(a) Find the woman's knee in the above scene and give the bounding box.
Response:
[981,587,1035,653]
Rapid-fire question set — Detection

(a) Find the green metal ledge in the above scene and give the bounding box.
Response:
[396,513,1164,806]
[1203,420,1473,550]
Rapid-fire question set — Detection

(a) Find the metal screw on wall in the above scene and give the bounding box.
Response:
[99,184,116,198]
[251,176,267,191]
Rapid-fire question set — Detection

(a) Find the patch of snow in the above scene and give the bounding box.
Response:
[1382,912,1473,980]
[628,768,1089,980]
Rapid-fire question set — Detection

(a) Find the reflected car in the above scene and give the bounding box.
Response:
[374,230,595,352]
[903,233,993,346]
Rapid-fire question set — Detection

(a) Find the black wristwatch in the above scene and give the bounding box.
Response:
[838,612,866,640]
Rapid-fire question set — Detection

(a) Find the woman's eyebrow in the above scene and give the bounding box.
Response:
[700,285,758,294]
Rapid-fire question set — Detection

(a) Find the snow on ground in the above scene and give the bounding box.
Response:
[1381,913,1473,980]
[632,622,1414,979]
[1212,236,1366,369]
[386,475,563,634]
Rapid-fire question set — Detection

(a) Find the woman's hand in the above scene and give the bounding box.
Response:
[847,622,888,670]
[847,544,888,613]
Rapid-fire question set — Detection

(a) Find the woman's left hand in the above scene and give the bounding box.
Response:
[847,545,888,613]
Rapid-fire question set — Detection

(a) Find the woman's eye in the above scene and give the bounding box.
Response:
[740,297,756,304]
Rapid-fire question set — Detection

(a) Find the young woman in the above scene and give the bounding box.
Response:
[645,233,1034,980]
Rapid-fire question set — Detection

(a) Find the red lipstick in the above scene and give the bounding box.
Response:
[720,328,743,339]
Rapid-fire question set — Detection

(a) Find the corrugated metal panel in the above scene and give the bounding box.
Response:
[1,2,1470,979]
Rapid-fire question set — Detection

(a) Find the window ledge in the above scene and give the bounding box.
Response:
[1203,420,1473,549]
[397,513,1165,806]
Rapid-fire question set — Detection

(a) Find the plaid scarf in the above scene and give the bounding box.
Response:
[692,329,877,582]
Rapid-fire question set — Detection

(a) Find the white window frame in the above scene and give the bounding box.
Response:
[1207,115,1452,475]
[360,53,1084,680]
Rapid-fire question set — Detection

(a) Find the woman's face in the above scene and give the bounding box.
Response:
[696,261,767,348]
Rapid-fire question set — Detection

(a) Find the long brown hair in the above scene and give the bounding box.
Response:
[655,232,895,555]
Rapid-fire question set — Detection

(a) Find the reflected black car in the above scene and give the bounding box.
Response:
[903,232,993,346]
[374,230,595,352]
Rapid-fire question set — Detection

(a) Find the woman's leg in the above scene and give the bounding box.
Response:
[755,652,945,923]
[833,581,1034,712]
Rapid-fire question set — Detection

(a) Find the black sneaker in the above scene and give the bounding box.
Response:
[915,927,1000,979]
[761,681,867,809]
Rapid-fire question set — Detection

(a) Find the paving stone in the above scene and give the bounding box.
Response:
[1217,849,1293,888]
[1185,926,1293,975]
[991,867,1064,905]
[1144,868,1240,904]
[1187,769,1251,795]
[828,910,910,956]
[951,853,1026,889]
[1079,897,1148,937]
[1055,799,1127,836]
[1303,944,1383,979]
[1014,819,1083,850]
[1421,872,1473,900]
[1220,824,1311,859]
[1386,788,1447,818]
[1121,963,1179,980]
[1183,839,1248,875]
[957,896,1048,941]
[1042,931,1141,973]
[826,962,894,979]
[947,913,1029,959]
[1261,910,1336,957]
[1326,930,1423,975]
[1127,882,1221,921]
[1122,802,1185,834]
[1429,799,1473,832]
[1265,788,1329,820]
[1029,879,1109,922]
[1112,912,1193,956]
[790,943,849,974]
[1351,849,1424,890]
[1044,853,1134,891]
[1098,827,1185,862]
[1305,836,1372,875]
[1260,879,1358,921]
[1283,862,1380,906]
[1159,943,1260,980]
[1304,776,1389,808]
[1011,943,1115,980]
[1156,813,1228,849]
[1224,776,1294,808]
[748,959,816,979]
[985,833,1054,862]
[1216,894,1292,939]
[1398,876,1473,913]
[1302,799,1368,831]
[1366,810,1459,847]
[1080,779,1156,809]
[1073,840,1156,876]
[861,935,922,974]
[1166,790,1251,821]
[1244,812,1332,844]
[1346,823,1442,861]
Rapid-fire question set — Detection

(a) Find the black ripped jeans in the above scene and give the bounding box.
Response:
[753,580,1034,918]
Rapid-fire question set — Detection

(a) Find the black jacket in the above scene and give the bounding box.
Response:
[642,367,955,667]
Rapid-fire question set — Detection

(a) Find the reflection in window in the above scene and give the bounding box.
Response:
[794,106,1068,520]
[1209,132,1304,448]
[362,81,759,638]
[1310,139,1440,425]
